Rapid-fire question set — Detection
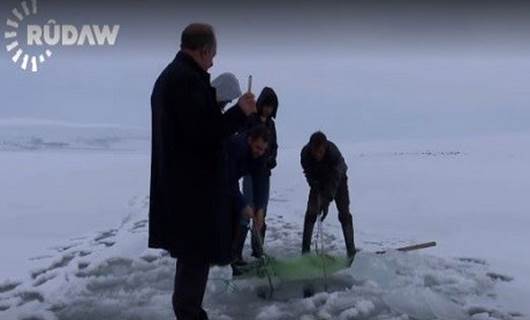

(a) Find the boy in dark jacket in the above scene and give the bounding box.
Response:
[241,87,279,259]
[300,131,356,258]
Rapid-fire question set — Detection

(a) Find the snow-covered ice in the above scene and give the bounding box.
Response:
[1,123,529,319]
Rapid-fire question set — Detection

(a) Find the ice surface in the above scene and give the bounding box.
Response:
[0,128,529,319]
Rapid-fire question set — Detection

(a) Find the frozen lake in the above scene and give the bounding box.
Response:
[1,132,529,319]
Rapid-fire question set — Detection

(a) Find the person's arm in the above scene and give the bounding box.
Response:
[322,143,347,200]
[221,92,256,137]
[221,104,247,137]
[224,137,251,213]
[250,171,268,211]
[267,121,278,170]
[301,146,320,190]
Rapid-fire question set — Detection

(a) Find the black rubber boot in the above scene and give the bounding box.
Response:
[302,217,316,254]
[251,223,266,258]
[231,225,248,264]
[341,222,356,261]
[231,225,249,277]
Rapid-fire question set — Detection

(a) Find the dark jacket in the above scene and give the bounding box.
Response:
[213,134,265,264]
[300,141,348,199]
[244,87,279,175]
[223,134,266,214]
[148,51,246,264]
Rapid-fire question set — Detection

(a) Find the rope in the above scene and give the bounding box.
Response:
[250,223,275,299]
[208,277,239,293]
[207,223,272,297]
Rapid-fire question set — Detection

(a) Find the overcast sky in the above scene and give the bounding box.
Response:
[1,0,529,143]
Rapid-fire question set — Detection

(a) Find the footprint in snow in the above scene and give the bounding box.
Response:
[15,291,44,306]
[78,261,90,270]
[31,252,77,279]
[0,281,22,294]
[486,272,513,282]
[457,257,488,265]
[129,219,148,233]
[32,272,58,287]
[93,229,117,242]
[28,255,54,261]
[78,250,92,257]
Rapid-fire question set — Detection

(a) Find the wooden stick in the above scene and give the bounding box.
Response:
[375,241,437,255]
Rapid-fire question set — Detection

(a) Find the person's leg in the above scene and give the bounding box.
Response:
[230,195,250,266]
[234,175,254,261]
[302,188,320,254]
[335,176,356,257]
[260,176,270,244]
[242,175,254,205]
[172,258,210,320]
[250,208,265,258]
[231,221,248,264]
[232,205,250,275]
[251,174,270,257]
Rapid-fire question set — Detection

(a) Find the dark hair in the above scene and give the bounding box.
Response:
[309,131,327,149]
[248,124,271,144]
[256,87,279,119]
[180,23,216,51]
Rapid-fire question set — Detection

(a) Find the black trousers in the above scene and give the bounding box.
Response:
[302,176,355,255]
[172,258,210,320]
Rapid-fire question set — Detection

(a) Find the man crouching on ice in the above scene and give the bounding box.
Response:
[300,131,356,259]
[220,125,270,275]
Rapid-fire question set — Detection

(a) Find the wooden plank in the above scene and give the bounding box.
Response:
[376,241,437,254]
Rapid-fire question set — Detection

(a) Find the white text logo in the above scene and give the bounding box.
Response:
[5,0,120,72]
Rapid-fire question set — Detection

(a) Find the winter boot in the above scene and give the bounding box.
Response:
[251,223,267,258]
[302,216,316,254]
[341,223,356,263]
[231,225,248,265]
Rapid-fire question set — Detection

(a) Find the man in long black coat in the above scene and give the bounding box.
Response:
[149,23,256,319]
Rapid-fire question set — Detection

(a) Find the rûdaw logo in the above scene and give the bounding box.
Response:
[4,0,120,72]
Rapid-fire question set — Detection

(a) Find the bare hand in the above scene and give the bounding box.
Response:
[237,92,257,116]
[242,206,255,220]
[252,209,265,232]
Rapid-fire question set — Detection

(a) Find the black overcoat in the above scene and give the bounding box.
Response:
[149,51,246,264]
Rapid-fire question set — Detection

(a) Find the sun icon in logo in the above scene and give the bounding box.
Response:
[5,0,52,72]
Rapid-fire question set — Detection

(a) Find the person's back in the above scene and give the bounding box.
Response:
[300,140,347,185]
[223,127,269,215]
[148,23,256,320]
[150,50,224,259]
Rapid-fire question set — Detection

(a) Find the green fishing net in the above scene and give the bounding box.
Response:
[234,254,352,282]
